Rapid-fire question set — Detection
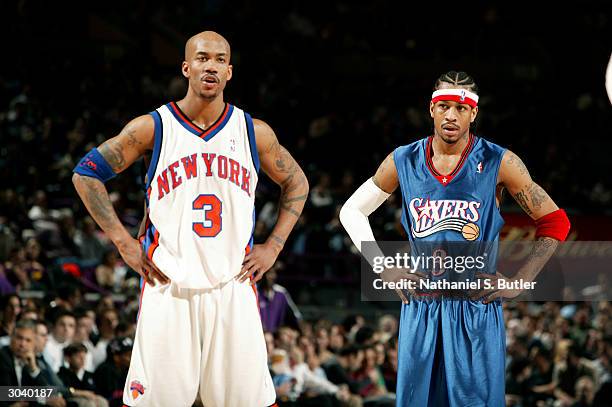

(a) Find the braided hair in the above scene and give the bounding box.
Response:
[434,71,479,94]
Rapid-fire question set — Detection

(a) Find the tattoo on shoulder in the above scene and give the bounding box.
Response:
[506,152,529,177]
[99,139,126,171]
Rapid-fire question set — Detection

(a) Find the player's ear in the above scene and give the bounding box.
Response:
[226,64,233,82]
[181,61,190,79]
[470,106,479,123]
[429,101,435,118]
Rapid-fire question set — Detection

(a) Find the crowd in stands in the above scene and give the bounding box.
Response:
[0,290,610,406]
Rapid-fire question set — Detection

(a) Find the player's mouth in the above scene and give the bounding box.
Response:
[202,75,219,89]
[441,124,460,136]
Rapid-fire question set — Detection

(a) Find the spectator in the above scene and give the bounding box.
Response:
[324,345,364,396]
[43,308,76,372]
[0,294,21,337]
[91,308,118,369]
[95,250,126,292]
[0,319,69,406]
[350,346,391,400]
[94,336,133,407]
[289,344,351,407]
[376,315,398,344]
[74,308,96,372]
[276,326,299,352]
[380,338,398,393]
[59,343,109,407]
[315,327,336,365]
[258,261,303,333]
[55,283,84,311]
[571,376,596,407]
[34,319,75,404]
[3,246,31,290]
[23,237,47,287]
[0,319,48,386]
[0,262,16,295]
[329,324,346,353]
[73,217,107,266]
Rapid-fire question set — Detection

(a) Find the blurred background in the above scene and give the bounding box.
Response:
[0,1,610,406]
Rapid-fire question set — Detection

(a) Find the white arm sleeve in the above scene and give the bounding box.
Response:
[339,178,390,252]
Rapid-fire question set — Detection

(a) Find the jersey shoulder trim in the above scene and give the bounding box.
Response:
[145,110,163,197]
[244,112,260,173]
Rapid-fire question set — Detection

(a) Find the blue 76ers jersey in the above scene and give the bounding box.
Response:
[394,134,508,406]
[394,134,506,247]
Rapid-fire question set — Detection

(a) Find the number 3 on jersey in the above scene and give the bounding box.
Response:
[192,194,222,237]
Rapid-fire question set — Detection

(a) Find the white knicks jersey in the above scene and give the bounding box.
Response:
[140,102,259,289]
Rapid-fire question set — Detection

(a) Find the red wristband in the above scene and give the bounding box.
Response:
[535,209,571,241]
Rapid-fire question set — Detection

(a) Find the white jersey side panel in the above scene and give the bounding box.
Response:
[141,103,259,289]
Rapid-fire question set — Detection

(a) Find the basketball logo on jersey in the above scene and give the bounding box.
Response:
[409,198,481,240]
[130,379,146,402]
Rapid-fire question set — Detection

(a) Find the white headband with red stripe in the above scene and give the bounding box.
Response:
[431,89,479,108]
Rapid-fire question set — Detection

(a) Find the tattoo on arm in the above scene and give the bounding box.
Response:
[280,193,308,217]
[506,152,529,177]
[279,175,307,218]
[126,129,142,147]
[270,234,286,247]
[99,138,126,171]
[527,183,547,210]
[529,237,557,260]
[513,190,533,216]
[269,138,308,219]
[513,182,548,216]
[266,140,297,174]
[80,177,120,231]
[514,237,559,282]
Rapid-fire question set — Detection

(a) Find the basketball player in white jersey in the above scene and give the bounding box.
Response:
[72,31,309,407]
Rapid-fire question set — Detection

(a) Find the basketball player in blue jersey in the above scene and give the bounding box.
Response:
[340,71,570,406]
[72,31,308,407]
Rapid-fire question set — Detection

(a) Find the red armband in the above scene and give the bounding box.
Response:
[535,209,571,241]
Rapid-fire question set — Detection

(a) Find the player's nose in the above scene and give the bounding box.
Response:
[444,108,458,120]
[204,63,218,73]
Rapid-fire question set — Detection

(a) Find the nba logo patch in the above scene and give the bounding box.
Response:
[459,89,466,102]
[130,380,145,402]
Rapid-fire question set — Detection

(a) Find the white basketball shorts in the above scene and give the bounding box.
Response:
[122,278,276,407]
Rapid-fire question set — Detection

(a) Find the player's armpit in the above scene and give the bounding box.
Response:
[97,114,155,173]
[498,150,558,220]
[372,152,399,194]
